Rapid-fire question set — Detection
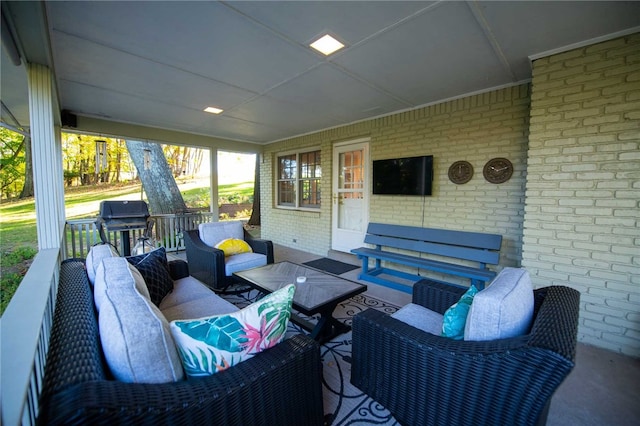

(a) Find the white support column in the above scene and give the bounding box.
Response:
[209,148,219,221]
[27,63,65,249]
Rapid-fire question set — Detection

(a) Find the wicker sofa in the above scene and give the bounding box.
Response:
[37,257,324,425]
[351,278,580,426]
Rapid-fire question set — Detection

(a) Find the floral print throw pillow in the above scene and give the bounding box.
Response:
[170,284,295,377]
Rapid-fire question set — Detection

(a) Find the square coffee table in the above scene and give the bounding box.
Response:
[233,261,367,343]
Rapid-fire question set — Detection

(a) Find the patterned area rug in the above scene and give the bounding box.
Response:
[222,289,400,425]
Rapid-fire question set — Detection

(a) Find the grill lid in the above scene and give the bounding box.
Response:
[99,200,149,231]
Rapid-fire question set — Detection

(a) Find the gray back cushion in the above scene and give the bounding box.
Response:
[98,257,184,383]
[464,267,534,341]
[198,221,244,247]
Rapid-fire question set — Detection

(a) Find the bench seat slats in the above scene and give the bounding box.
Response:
[351,223,502,293]
[364,234,500,265]
[367,223,502,250]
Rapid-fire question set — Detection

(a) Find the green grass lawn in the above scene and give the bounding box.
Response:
[0,180,253,315]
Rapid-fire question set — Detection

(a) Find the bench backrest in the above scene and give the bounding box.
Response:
[364,222,502,265]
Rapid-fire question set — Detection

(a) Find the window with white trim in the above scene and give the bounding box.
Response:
[276,149,321,209]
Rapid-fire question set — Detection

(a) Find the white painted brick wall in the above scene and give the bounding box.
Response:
[261,33,639,358]
[524,34,640,357]
[263,85,530,272]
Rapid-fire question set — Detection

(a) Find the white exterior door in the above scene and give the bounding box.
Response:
[331,139,369,252]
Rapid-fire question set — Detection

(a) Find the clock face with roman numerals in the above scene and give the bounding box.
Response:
[483,158,513,184]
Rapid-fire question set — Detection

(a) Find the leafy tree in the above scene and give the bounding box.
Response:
[61,133,134,186]
[0,127,26,199]
[162,144,205,178]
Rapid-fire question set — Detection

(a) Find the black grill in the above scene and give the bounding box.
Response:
[98,200,150,255]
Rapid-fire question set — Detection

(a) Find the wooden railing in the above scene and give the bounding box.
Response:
[64,212,216,258]
[151,212,215,252]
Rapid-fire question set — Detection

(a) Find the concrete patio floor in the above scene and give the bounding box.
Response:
[173,242,640,425]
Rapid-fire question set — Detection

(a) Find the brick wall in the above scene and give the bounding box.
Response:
[261,34,639,356]
[262,85,530,272]
[524,34,640,356]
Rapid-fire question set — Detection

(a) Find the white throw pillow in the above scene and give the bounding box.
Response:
[86,243,118,285]
[464,267,534,341]
[97,257,184,383]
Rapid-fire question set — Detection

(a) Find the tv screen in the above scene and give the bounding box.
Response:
[372,155,433,196]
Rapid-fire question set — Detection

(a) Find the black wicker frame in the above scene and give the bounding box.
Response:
[37,259,323,426]
[351,279,580,426]
[183,228,274,291]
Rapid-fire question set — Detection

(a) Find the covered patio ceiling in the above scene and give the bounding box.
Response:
[2,1,639,146]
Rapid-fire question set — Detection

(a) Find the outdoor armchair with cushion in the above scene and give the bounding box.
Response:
[351,277,580,426]
[183,221,274,291]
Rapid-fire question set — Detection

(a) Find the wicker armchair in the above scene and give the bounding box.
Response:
[351,279,580,426]
[183,221,274,291]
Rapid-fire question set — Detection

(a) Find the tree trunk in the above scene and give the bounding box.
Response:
[126,140,187,214]
[19,135,34,198]
[248,154,261,226]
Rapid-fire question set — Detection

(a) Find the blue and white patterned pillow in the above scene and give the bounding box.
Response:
[170,284,295,377]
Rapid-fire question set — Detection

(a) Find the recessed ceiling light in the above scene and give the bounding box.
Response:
[310,34,344,56]
[204,106,223,114]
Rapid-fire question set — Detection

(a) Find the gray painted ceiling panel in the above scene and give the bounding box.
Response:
[264,63,409,122]
[60,78,284,143]
[476,1,640,81]
[48,1,321,94]
[52,31,257,113]
[2,1,638,145]
[226,1,436,45]
[228,94,344,138]
[334,1,514,105]
[0,49,28,128]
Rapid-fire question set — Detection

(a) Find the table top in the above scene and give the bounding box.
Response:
[233,261,367,315]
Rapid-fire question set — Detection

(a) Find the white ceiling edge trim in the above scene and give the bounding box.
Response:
[528,26,640,61]
[266,79,531,145]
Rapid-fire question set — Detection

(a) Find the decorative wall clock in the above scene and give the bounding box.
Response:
[448,160,473,184]
[483,158,513,184]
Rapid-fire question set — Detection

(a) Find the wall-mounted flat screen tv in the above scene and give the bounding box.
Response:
[372,155,433,196]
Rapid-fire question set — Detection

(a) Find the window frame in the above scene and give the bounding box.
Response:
[275,148,322,211]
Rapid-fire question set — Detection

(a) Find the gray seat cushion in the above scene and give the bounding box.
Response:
[224,252,267,276]
[391,302,444,335]
[160,277,239,322]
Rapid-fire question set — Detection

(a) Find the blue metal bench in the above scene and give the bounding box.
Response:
[351,223,502,294]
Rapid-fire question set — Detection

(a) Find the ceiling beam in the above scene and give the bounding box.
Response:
[71,116,263,153]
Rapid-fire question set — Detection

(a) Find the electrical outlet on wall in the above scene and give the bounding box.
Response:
[292,238,297,243]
